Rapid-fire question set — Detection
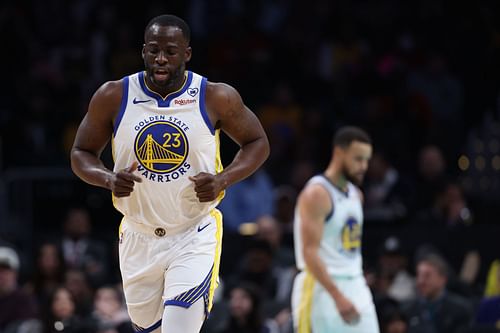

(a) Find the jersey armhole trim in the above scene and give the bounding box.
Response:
[314,181,334,223]
[325,193,334,222]
[199,77,215,135]
[113,76,129,136]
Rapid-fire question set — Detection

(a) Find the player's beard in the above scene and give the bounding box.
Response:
[145,63,185,90]
[342,164,363,186]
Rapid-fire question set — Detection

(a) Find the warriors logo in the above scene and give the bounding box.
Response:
[340,217,361,256]
[134,121,189,174]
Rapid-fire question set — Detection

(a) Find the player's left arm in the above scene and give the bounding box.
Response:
[189,82,270,202]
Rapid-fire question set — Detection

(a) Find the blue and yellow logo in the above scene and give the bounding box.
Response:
[340,217,361,256]
[134,121,188,174]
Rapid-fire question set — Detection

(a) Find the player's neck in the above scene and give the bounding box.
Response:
[144,71,186,98]
[324,167,348,192]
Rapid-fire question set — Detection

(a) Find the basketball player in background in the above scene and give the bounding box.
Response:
[71,15,269,333]
[292,126,380,332]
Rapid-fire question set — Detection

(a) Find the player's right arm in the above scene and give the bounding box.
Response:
[299,183,360,324]
[70,80,141,197]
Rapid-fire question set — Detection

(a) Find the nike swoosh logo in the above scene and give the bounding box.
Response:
[197,222,210,232]
[133,97,152,104]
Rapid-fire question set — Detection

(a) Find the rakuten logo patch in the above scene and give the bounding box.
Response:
[174,99,196,105]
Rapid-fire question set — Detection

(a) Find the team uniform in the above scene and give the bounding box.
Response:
[292,175,379,333]
[112,70,223,331]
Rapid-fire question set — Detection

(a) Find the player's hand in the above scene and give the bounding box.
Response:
[189,172,225,202]
[334,294,360,325]
[107,161,142,197]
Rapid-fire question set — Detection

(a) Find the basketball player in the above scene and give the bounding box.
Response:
[70,15,269,333]
[291,126,380,333]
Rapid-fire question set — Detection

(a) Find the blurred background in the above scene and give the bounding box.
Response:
[1,0,500,332]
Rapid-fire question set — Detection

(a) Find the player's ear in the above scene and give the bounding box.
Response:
[333,146,343,158]
[142,44,146,59]
[185,46,192,62]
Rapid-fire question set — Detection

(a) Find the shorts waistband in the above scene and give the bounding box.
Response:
[298,270,362,280]
[122,217,196,237]
[331,274,362,280]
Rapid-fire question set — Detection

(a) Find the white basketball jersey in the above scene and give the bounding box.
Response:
[294,175,363,277]
[112,71,223,235]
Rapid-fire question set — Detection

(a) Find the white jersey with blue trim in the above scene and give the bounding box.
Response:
[294,175,363,277]
[112,70,223,235]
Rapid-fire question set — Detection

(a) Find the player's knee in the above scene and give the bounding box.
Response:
[127,301,162,331]
[162,298,205,332]
[131,320,162,333]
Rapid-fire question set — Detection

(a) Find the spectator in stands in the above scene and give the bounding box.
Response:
[288,159,317,193]
[272,185,297,249]
[378,305,409,333]
[64,269,94,318]
[216,282,278,333]
[376,236,416,303]
[25,242,66,308]
[42,286,96,333]
[92,286,133,333]
[218,170,274,277]
[218,170,275,233]
[364,152,412,223]
[255,215,296,331]
[60,207,109,287]
[402,253,473,333]
[227,239,279,302]
[413,182,473,228]
[0,246,40,332]
[226,237,292,324]
[413,145,448,212]
[256,215,295,269]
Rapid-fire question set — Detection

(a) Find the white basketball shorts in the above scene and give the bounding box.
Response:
[292,271,380,333]
[118,209,223,331]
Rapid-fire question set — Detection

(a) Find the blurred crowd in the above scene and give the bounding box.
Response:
[2,207,500,333]
[1,0,500,332]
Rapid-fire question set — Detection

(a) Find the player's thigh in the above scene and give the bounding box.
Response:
[119,226,166,328]
[309,287,342,332]
[346,279,380,333]
[313,278,379,333]
[352,307,380,333]
[163,214,221,310]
